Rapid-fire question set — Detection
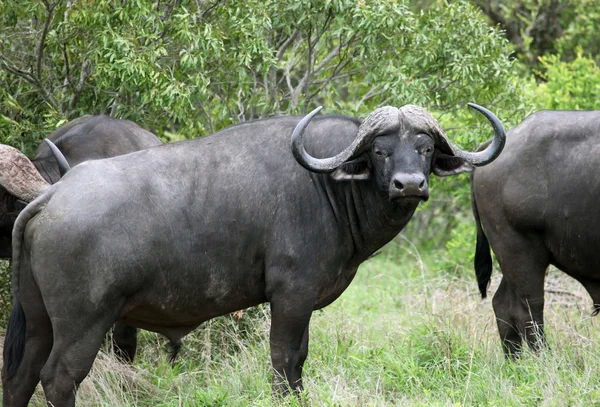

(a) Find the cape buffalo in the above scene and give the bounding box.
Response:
[0,115,162,257]
[472,110,600,357]
[2,104,505,406]
[0,115,162,365]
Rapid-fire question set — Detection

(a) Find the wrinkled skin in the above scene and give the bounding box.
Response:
[3,106,504,406]
[0,115,162,365]
[472,110,600,357]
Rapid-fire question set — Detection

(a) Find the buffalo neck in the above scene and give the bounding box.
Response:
[312,172,419,266]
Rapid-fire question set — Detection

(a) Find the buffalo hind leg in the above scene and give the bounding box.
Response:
[577,278,600,316]
[39,312,120,407]
[112,322,138,363]
[2,312,53,407]
[269,289,314,396]
[2,263,53,407]
[493,243,547,358]
[493,278,524,357]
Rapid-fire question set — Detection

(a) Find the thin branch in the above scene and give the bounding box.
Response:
[303,25,313,110]
[312,43,341,75]
[200,0,224,20]
[276,30,299,61]
[66,58,91,116]
[284,41,302,100]
[309,7,334,51]
[62,42,73,90]
[355,87,385,111]
[109,87,123,118]
[196,102,214,133]
[236,88,245,122]
[309,69,361,85]
[0,54,36,83]
[37,0,59,83]
[308,58,352,100]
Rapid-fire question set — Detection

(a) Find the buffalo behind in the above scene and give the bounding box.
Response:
[0,115,163,367]
[472,109,600,357]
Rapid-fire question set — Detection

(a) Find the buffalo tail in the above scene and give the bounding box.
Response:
[3,299,26,379]
[3,190,50,379]
[471,174,493,299]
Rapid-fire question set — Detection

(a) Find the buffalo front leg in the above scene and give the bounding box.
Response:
[112,322,138,363]
[269,290,314,396]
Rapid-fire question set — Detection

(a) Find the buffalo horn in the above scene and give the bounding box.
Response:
[44,138,71,176]
[448,103,506,166]
[291,106,400,173]
[0,144,50,202]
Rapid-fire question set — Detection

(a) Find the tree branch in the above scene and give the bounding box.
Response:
[355,85,383,111]
[308,57,351,101]
[200,0,224,20]
[472,0,527,56]
[109,87,123,118]
[66,59,91,116]
[37,0,59,83]
[62,42,73,90]
[0,54,36,83]
[276,30,299,61]
[312,42,341,75]
[284,41,302,102]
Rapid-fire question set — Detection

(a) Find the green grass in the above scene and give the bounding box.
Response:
[3,239,600,406]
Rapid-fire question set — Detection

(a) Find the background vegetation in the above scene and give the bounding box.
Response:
[1,0,600,405]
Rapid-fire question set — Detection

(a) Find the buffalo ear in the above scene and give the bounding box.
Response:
[331,157,371,181]
[432,154,474,177]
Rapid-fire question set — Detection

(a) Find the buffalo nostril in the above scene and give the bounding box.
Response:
[419,179,425,189]
[394,179,404,190]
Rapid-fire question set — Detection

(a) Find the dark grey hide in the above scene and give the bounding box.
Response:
[0,115,162,258]
[3,104,505,406]
[0,115,162,366]
[472,110,600,357]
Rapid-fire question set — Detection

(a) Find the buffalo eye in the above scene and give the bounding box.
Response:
[374,149,386,157]
[423,146,433,155]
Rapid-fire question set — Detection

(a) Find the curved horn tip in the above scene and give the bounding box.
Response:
[467,103,502,122]
[309,105,323,116]
[467,102,491,115]
[466,103,506,129]
[44,138,71,176]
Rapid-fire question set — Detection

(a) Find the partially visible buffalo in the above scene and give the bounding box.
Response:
[472,110,600,357]
[0,115,162,257]
[2,104,505,406]
[0,115,162,364]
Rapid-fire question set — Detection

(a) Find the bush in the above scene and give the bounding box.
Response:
[536,49,600,110]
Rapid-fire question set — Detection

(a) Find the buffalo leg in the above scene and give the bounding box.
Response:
[2,263,53,407]
[577,278,600,315]
[112,322,138,362]
[269,290,314,396]
[492,277,524,357]
[39,313,119,407]
[2,317,53,407]
[493,240,547,358]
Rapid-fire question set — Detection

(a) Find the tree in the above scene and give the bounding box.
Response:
[1,0,531,152]
[536,50,600,110]
[471,0,600,70]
